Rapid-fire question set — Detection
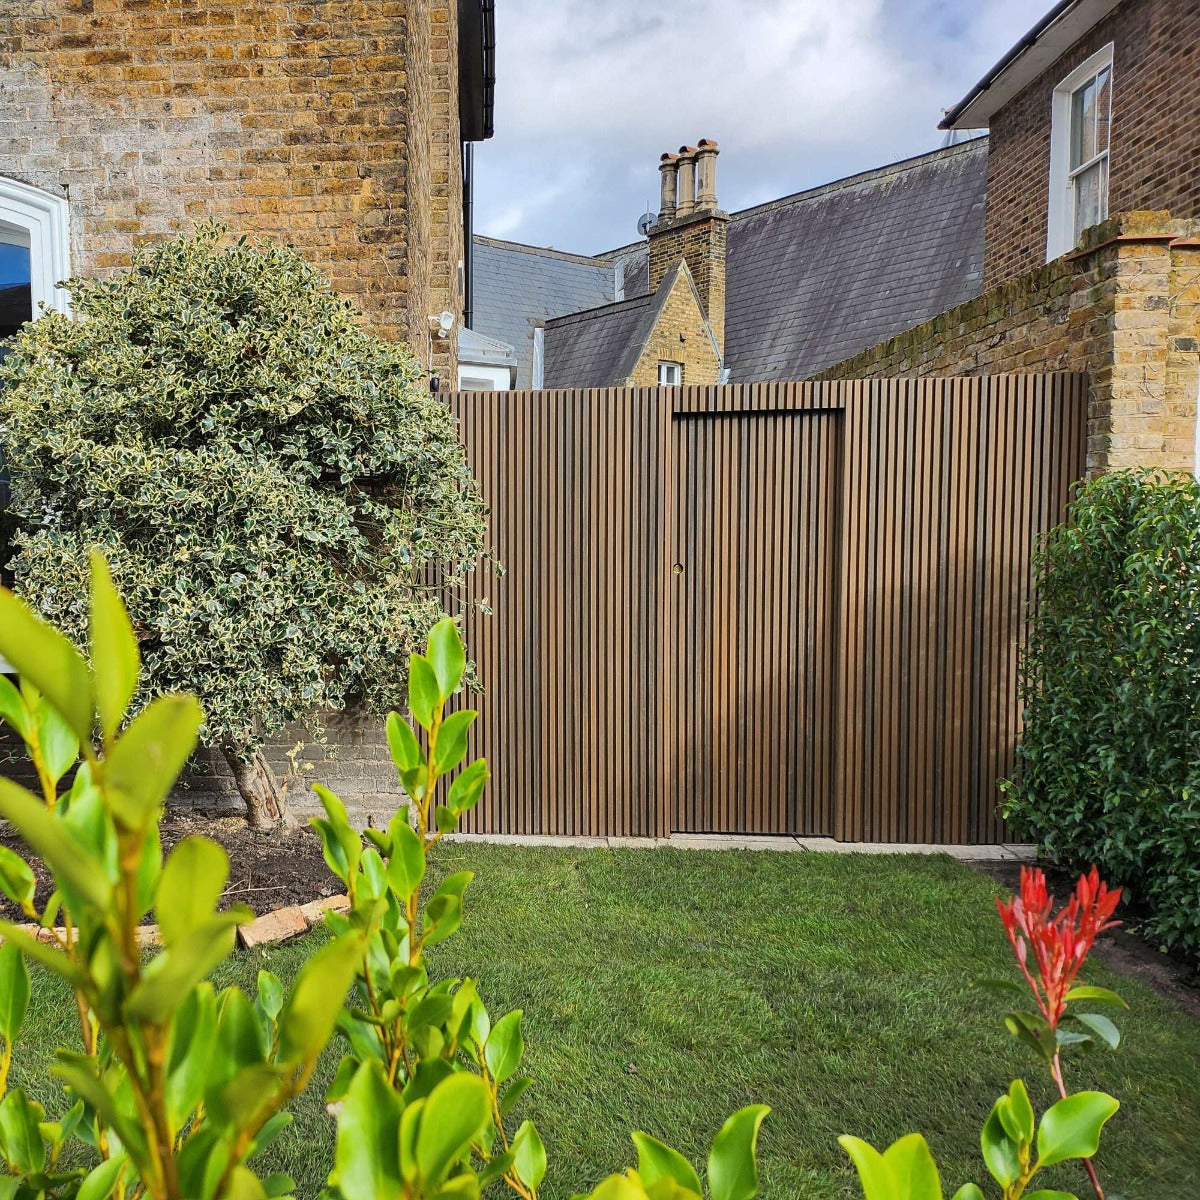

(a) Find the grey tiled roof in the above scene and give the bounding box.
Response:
[470,237,617,387]
[723,140,987,380]
[542,261,683,388]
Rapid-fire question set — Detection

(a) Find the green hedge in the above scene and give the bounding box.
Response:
[1002,469,1200,962]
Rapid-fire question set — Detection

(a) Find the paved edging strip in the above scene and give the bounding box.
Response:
[443,831,1037,860]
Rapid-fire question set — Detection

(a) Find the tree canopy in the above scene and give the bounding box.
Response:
[0,225,487,822]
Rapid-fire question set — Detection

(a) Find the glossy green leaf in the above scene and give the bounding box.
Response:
[433,710,476,774]
[435,804,457,834]
[125,912,245,1023]
[0,588,92,744]
[0,922,83,987]
[333,1061,404,1200]
[981,1099,1021,1188]
[513,1119,548,1190]
[156,836,229,946]
[427,617,466,700]
[33,699,79,785]
[632,1131,702,1195]
[1023,1192,1077,1200]
[386,711,424,772]
[89,552,140,745]
[0,778,109,909]
[837,1136,896,1200]
[257,970,285,1021]
[0,674,30,741]
[0,1089,44,1174]
[215,987,267,1082]
[499,1076,533,1119]
[77,1153,127,1200]
[0,846,35,911]
[0,942,30,1043]
[949,1187,986,1200]
[997,1080,1035,1149]
[1004,1010,1056,1062]
[1064,986,1128,1009]
[104,695,203,829]
[408,655,440,731]
[387,821,427,901]
[278,932,364,1064]
[485,1010,524,1084]
[427,619,463,700]
[708,1105,770,1200]
[1036,1091,1119,1167]
[262,1173,296,1198]
[424,893,463,948]
[210,1062,286,1131]
[166,984,217,1125]
[1072,1012,1121,1050]
[588,1175,650,1200]
[52,1053,148,1164]
[448,759,489,813]
[415,1073,491,1187]
[224,1165,269,1200]
[881,1133,942,1200]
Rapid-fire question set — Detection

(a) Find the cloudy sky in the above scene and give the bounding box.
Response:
[473,0,1051,254]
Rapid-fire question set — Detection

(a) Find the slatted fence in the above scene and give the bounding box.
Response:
[448,375,1088,843]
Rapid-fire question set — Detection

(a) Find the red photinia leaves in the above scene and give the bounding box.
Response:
[996,866,1122,1029]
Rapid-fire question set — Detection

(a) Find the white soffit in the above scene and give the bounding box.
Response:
[944,0,1125,130]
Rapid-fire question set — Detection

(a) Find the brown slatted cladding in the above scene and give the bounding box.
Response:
[448,387,671,837]
[448,373,1087,843]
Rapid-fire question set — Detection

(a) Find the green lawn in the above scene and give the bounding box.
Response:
[12,846,1200,1199]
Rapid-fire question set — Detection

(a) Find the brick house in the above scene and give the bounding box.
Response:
[0,0,496,374]
[0,0,495,817]
[821,0,1200,476]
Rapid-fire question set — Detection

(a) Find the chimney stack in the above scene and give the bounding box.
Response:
[646,137,728,357]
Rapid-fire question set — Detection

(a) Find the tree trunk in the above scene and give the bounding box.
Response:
[222,746,291,830]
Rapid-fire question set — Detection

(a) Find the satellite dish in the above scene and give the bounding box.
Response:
[637,211,656,237]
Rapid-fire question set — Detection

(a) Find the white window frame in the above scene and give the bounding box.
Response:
[1047,43,1114,262]
[0,181,69,675]
[658,360,682,386]
[455,363,512,391]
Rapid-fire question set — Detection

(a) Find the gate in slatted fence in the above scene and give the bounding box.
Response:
[448,374,1087,843]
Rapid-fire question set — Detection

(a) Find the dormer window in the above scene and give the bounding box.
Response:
[1047,44,1113,261]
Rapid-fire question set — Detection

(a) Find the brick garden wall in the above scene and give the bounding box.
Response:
[819,212,1200,476]
[984,0,1200,287]
[0,0,464,366]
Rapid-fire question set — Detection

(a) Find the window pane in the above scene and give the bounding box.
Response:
[1073,159,1106,241]
[0,240,31,340]
[1071,76,1097,168]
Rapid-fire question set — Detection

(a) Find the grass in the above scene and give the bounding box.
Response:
[11,845,1200,1199]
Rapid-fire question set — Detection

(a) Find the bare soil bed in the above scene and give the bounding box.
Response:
[0,809,339,924]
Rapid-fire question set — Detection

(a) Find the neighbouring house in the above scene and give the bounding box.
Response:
[820,0,1200,476]
[472,136,989,390]
[0,0,495,376]
[0,0,496,815]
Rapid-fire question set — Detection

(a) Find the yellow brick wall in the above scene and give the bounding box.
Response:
[0,0,463,364]
[627,265,721,387]
[818,212,1200,476]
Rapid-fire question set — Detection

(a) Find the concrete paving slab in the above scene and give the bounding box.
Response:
[668,833,806,852]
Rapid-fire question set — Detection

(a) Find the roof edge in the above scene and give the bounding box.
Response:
[941,0,1125,130]
[473,233,614,267]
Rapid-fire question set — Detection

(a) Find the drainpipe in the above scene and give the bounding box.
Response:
[462,141,475,328]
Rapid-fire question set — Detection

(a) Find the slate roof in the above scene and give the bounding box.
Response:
[470,236,617,387]
[722,139,987,380]
[541,261,687,388]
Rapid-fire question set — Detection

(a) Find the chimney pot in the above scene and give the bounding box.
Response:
[657,152,679,224]
[675,147,698,218]
[695,138,719,211]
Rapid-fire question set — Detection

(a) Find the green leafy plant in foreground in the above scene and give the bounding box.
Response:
[313,617,769,1200]
[0,557,769,1200]
[839,868,1126,1200]
[0,553,366,1198]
